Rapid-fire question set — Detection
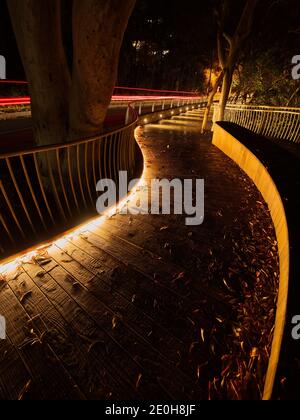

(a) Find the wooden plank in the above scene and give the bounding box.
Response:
[83,226,229,309]
[65,235,206,344]
[8,266,125,400]
[27,254,168,399]
[83,227,182,281]
[69,231,230,337]
[0,280,84,400]
[21,259,140,399]
[56,239,189,364]
[0,328,32,400]
[45,245,202,399]
[96,216,227,297]
[68,233,210,333]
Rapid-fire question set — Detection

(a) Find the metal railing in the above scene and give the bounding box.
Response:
[125,97,204,124]
[0,96,205,259]
[213,104,300,143]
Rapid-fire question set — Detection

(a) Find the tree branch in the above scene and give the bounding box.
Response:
[223,32,233,49]
[235,0,260,44]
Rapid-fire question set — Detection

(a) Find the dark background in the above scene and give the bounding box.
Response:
[0,0,300,93]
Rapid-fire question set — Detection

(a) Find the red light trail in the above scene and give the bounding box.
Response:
[0,80,200,107]
[0,97,31,106]
[0,79,199,95]
[0,80,28,85]
[0,95,201,107]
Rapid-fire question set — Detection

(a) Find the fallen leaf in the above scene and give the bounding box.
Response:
[160,226,169,232]
[39,258,52,266]
[18,380,32,400]
[20,291,32,304]
[251,348,259,358]
[173,272,185,282]
[112,317,118,330]
[35,271,45,278]
[136,374,142,389]
[200,328,205,343]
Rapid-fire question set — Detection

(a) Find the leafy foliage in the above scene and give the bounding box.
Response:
[232,48,300,106]
[231,0,300,106]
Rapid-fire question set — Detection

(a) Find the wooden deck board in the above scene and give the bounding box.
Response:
[11,265,128,399]
[45,245,200,399]
[0,111,278,399]
[63,235,208,343]
[0,325,32,400]
[54,240,188,364]
[0,279,84,400]
[24,256,148,399]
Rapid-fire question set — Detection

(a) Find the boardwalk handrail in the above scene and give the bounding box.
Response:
[213,103,300,143]
[212,122,290,400]
[0,96,206,259]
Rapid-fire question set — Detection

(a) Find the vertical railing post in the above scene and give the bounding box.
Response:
[125,107,130,125]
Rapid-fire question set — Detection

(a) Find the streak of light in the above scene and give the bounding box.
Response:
[0,95,201,107]
[0,80,199,96]
[0,143,146,276]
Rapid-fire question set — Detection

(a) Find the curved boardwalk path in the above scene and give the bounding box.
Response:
[0,110,278,400]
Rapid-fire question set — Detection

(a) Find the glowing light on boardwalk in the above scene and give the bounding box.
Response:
[0,141,146,276]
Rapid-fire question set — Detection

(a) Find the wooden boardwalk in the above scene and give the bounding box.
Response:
[0,110,278,400]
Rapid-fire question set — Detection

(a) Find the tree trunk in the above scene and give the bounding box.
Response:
[216,0,259,121]
[8,0,136,145]
[202,71,223,133]
[69,0,136,140]
[218,66,234,121]
[286,85,300,107]
[7,0,71,146]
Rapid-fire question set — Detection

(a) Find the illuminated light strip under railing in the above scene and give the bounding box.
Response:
[0,96,205,259]
[0,156,146,276]
[1,95,198,272]
[1,94,195,271]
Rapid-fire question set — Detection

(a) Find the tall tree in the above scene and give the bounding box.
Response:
[217,0,259,121]
[202,0,259,131]
[202,70,223,133]
[7,0,136,146]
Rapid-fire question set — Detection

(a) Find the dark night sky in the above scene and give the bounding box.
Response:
[0,0,300,89]
[0,0,25,79]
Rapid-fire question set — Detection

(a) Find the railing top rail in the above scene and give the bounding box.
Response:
[225,108,300,116]
[220,103,300,112]
[214,101,300,144]
[0,97,205,159]
[0,118,137,159]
